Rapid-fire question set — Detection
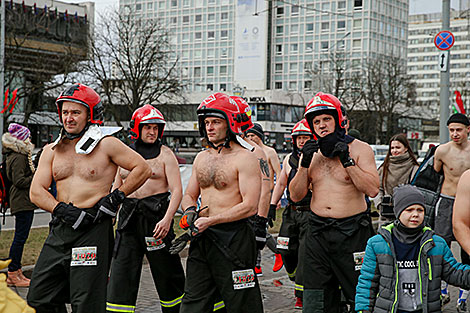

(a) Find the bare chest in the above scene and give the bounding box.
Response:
[443,153,470,177]
[52,150,105,182]
[196,155,236,190]
[310,156,351,185]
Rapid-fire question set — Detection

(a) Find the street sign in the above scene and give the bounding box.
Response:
[438,50,449,71]
[434,30,455,50]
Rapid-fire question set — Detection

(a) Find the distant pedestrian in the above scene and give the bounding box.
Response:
[2,123,36,287]
[376,134,419,224]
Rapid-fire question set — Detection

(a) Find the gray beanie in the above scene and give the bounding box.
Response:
[393,185,426,219]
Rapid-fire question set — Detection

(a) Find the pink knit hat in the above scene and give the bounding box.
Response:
[8,123,31,141]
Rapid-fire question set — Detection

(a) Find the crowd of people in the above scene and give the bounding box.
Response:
[4,83,470,313]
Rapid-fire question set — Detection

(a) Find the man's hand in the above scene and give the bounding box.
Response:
[332,142,355,168]
[94,189,126,223]
[153,216,172,239]
[169,232,191,255]
[300,140,319,168]
[267,204,277,228]
[179,206,198,231]
[53,202,94,230]
[253,215,267,250]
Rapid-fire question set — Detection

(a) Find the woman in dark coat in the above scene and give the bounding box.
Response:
[2,123,36,287]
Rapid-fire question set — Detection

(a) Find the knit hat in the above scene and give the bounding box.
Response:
[8,123,31,141]
[447,113,470,126]
[393,185,425,219]
[246,123,265,142]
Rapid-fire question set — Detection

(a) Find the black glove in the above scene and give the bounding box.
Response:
[267,204,277,228]
[179,206,198,232]
[332,142,355,168]
[300,139,319,168]
[253,215,267,250]
[53,202,94,230]
[94,189,126,223]
[169,232,191,255]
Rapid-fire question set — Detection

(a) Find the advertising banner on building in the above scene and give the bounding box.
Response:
[234,0,268,90]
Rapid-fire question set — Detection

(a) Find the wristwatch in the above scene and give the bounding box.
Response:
[343,157,356,168]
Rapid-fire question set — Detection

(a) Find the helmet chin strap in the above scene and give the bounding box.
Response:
[64,123,90,140]
[206,130,232,153]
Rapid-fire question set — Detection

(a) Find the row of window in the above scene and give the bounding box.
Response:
[179,30,230,41]
[178,12,229,24]
[179,47,231,59]
[409,25,470,36]
[275,20,362,36]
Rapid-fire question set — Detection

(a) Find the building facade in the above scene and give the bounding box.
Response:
[408,10,470,118]
[119,0,409,147]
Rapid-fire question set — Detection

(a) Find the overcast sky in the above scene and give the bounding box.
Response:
[61,0,467,15]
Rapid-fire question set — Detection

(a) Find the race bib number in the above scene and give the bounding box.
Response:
[71,246,97,266]
[232,269,255,290]
[353,251,365,271]
[145,237,166,251]
[276,236,289,250]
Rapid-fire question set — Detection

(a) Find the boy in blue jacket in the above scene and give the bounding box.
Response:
[355,185,470,313]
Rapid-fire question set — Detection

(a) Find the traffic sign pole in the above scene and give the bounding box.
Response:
[439,0,451,144]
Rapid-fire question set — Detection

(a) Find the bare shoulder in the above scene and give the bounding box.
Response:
[161,145,177,161]
[237,147,258,164]
[436,142,451,155]
[459,170,470,187]
[264,145,278,158]
[253,143,267,160]
[98,136,126,151]
[193,149,209,167]
[350,139,374,156]
[38,143,55,164]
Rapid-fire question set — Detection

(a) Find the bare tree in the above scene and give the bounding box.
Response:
[81,9,186,128]
[360,56,417,143]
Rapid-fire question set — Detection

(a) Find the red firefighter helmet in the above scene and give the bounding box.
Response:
[230,96,253,132]
[129,104,166,140]
[197,93,242,137]
[304,92,344,135]
[56,84,104,125]
[291,119,313,137]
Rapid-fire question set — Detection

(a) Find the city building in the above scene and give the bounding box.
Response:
[408,9,470,118]
[119,0,409,148]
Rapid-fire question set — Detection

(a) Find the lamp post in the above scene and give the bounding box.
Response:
[0,0,5,156]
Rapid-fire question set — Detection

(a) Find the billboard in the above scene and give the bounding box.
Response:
[234,0,268,90]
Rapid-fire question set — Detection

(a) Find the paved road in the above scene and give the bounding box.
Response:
[9,241,466,312]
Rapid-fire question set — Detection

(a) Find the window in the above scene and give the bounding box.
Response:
[195,14,202,22]
[353,39,361,50]
[194,50,202,59]
[182,33,189,41]
[182,51,189,59]
[136,3,142,10]
[306,23,314,32]
[183,0,190,6]
[321,41,329,50]
[195,32,202,40]
[208,31,215,39]
[291,43,298,53]
[305,42,313,52]
[221,30,228,38]
[304,81,312,90]
[337,40,345,50]
[207,84,214,91]
[276,44,282,55]
[277,7,284,16]
[289,81,297,90]
[275,63,283,73]
[194,67,201,77]
[207,66,214,75]
[353,19,362,29]
[276,26,283,36]
[289,63,298,72]
[183,16,189,23]
[208,13,215,22]
[171,0,177,7]
[207,49,215,58]
[291,24,299,34]
[147,3,153,10]
[159,1,165,9]
[321,22,329,32]
[338,1,346,9]
[304,61,312,71]
[208,0,215,4]
[170,17,177,24]
[220,65,227,75]
[275,82,283,89]
[291,5,300,15]
[354,0,362,8]
[321,3,330,11]
[221,12,228,20]
[221,48,228,57]
[337,20,345,29]
[220,84,227,91]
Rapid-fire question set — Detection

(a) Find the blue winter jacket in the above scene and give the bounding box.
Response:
[355,223,470,313]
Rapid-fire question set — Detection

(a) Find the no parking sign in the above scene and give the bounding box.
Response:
[434,30,455,50]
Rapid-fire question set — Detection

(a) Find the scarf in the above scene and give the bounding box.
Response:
[392,219,424,244]
[379,152,417,195]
